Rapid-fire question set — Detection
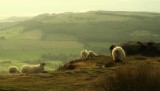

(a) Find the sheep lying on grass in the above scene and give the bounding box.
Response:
[112,46,126,62]
[8,66,19,74]
[20,63,45,74]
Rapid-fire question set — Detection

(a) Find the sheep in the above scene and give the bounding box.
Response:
[20,63,45,74]
[112,46,126,62]
[88,50,97,58]
[8,66,19,74]
[80,50,89,60]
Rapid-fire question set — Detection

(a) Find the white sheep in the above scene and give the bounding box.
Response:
[20,63,45,74]
[88,50,97,58]
[80,50,89,60]
[8,66,19,74]
[112,46,126,62]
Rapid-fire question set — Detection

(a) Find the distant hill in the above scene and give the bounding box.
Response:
[0,11,159,42]
[0,16,31,22]
[0,16,31,30]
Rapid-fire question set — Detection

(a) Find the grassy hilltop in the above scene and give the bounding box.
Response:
[0,11,159,72]
[0,55,160,91]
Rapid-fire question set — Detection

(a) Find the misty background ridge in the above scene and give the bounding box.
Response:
[0,11,159,42]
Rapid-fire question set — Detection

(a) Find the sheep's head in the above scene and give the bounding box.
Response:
[17,71,20,73]
[40,63,45,67]
[110,45,116,52]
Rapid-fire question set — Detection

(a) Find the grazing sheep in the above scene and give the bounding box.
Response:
[80,50,89,60]
[112,46,126,62]
[88,50,97,58]
[8,66,19,74]
[20,63,45,74]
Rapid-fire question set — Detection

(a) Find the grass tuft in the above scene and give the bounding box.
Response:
[101,62,160,91]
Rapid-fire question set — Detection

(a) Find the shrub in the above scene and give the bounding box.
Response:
[101,63,160,91]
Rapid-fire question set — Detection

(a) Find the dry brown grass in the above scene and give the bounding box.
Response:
[57,55,110,71]
[101,62,160,91]
[0,56,160,91]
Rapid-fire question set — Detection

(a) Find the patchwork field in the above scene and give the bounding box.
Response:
[0,39,84,73]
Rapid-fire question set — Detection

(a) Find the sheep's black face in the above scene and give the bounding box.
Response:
[40,63,45,66]
[110,45,116,52]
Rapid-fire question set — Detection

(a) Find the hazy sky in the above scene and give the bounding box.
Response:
[0,0,160,17]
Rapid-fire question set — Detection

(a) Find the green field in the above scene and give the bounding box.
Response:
[0,39,84,73]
